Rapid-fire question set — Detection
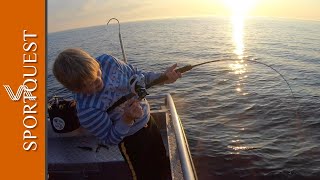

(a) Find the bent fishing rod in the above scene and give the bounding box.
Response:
[105,18,296,113]
[107,58,296,112]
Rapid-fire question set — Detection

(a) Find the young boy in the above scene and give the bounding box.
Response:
[53,48,181,180]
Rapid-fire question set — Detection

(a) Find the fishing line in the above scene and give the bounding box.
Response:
[106,18,127,63]
[196,59,295,98]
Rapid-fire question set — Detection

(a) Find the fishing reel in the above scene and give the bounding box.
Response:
[129,73,149,100]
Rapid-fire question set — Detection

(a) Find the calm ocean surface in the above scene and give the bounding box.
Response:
[47,17,320,179]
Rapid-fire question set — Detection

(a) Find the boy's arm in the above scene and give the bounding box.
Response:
[77,107,132,145]
[134,67,162,85]
[130,63,181,85]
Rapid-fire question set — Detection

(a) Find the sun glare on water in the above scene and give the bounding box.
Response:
[222,0,258,57]
[222,0,259,152]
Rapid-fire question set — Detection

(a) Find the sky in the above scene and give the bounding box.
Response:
[48,0,320,33]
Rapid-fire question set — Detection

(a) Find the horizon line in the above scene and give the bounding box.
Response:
[48,15,320,34]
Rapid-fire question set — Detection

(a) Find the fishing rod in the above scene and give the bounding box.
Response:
[147,58,295,98]
[107,58,296,112]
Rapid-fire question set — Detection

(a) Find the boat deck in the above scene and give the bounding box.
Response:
[48,94,194,180]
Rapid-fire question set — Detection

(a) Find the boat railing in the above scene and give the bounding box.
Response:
[165,94,198,180]
[149,94,198,180]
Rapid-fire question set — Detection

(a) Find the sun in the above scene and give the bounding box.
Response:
[222,0,258,16]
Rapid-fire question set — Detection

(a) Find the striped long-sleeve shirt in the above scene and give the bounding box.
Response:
[73,54,162,145]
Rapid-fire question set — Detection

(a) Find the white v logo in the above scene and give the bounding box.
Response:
[3,85,35,101]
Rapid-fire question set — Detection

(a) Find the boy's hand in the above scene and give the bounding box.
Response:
[164,63,182,84]
[122,99,143,124]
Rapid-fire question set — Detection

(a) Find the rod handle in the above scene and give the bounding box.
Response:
[146,65,193,89]
[175,64,193,73]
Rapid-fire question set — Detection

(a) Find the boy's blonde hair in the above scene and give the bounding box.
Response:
[53,48,100,91]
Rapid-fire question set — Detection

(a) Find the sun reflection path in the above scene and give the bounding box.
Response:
[232,15,244,58]
[230,12,248,94]
[228,2,251,153]
[215,0,259,154]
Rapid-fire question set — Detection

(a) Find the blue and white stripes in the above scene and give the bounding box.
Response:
[73,54,162,145]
